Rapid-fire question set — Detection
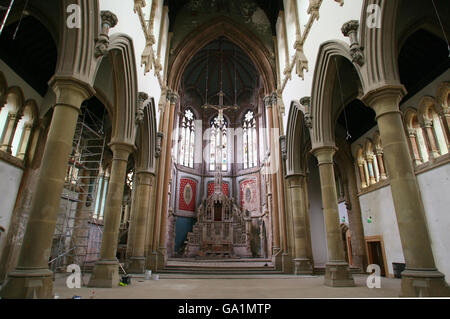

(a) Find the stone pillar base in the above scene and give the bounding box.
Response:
[88,260,119,288]
[282,253,294,274]
[324,262,355,287]
[401,269,450,297]
[272,248,282,270]
[0,268,54,299]
[146,252,159,272]
[156,248,167,271]
[294,258,313,275]
[127,257,146,274]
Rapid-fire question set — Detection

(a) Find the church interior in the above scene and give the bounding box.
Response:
[0,0,449,299]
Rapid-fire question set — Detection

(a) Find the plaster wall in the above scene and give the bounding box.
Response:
[0,160,23,259]
[359,185,404,277]
[416,163,450,284]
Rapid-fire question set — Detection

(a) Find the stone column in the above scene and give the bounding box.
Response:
[423,120,440,159]
[16,122,34,160]
[88,142,134,288]
[439,108,450,149]
[366,154,376,185]
[157,92,177,270]
[148,92,170,271]
[127,171,154,274]
[375,147,387,180]
[407,129,422,165]
[363,86,450,297]
[312,146,354,287]
[357,161,367,188]
[0,81,92,299]
[264,96,281,268]
[0,112,20,154]
[287,174,313,275]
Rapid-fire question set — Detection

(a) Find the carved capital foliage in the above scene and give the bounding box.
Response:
[423,119,433,128]
[135,92,148,125]
[341,20,364,66]
[138,92,149,104]
[264,95,273,108]
[168,91,179,105]
[300,96,311,109]
[271,92,278,106]
[341,20,359,37]
[101,10,118,30]
[350,47,365,67]
[279,135,287,161]
[95,11,118,58]
[304,113,313,129]
[442,108,450,116]
[408,128,417,137]
[155,132,163,158]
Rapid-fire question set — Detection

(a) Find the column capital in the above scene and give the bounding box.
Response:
[134,170,155,186]
[168,91,179,105]
[138,92,149,104]
[361,85,407,118]
[442,108,450,116]
[50,79,95,114]
[422,119,433,128]
[108,142,135,162]
[311,146,338,165]
[299,96,311,109]
[408,128,417,137]
[264,95,273,108]
[101,10,119,31]
[341,20,359,37]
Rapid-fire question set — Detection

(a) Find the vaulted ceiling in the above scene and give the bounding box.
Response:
[166,0,283,34]
[181,37,259,110]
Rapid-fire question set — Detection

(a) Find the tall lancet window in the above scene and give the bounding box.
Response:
[243,110,258,169]
[179,108,195,168]
[210,115,228,171]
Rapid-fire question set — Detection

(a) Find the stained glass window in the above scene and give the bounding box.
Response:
[179,108,195,168]
[243,110,257,169]
[210,115,228,171]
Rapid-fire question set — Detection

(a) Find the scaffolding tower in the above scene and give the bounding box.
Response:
[49,106,106,275]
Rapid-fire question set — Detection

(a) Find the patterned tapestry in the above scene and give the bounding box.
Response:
[179,178,197,211]
[240,179,258,211]
[207,181,229,197]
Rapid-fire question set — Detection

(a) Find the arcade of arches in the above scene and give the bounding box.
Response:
[0,0,449,298]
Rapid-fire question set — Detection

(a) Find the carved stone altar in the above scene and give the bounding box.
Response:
[184,191,252,258]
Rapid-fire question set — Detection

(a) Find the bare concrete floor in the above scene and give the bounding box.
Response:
[53,274,402,299]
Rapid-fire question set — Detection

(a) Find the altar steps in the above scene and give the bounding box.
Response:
[159,258,281,275]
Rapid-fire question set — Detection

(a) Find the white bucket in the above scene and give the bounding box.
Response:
[152,274,159,280]
[144,270,152,280]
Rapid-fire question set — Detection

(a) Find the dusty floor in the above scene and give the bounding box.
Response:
[53,273,403,299]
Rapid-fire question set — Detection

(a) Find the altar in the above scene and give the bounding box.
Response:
[184,191,252,258]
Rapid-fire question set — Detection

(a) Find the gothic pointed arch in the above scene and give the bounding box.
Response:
[95,33,139,145]
[168,16,275,95]
[310,41,365,149]
[51,0,100,88]
[360,0,402,91]
[286,101,309,176]
[135,98,157,173]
